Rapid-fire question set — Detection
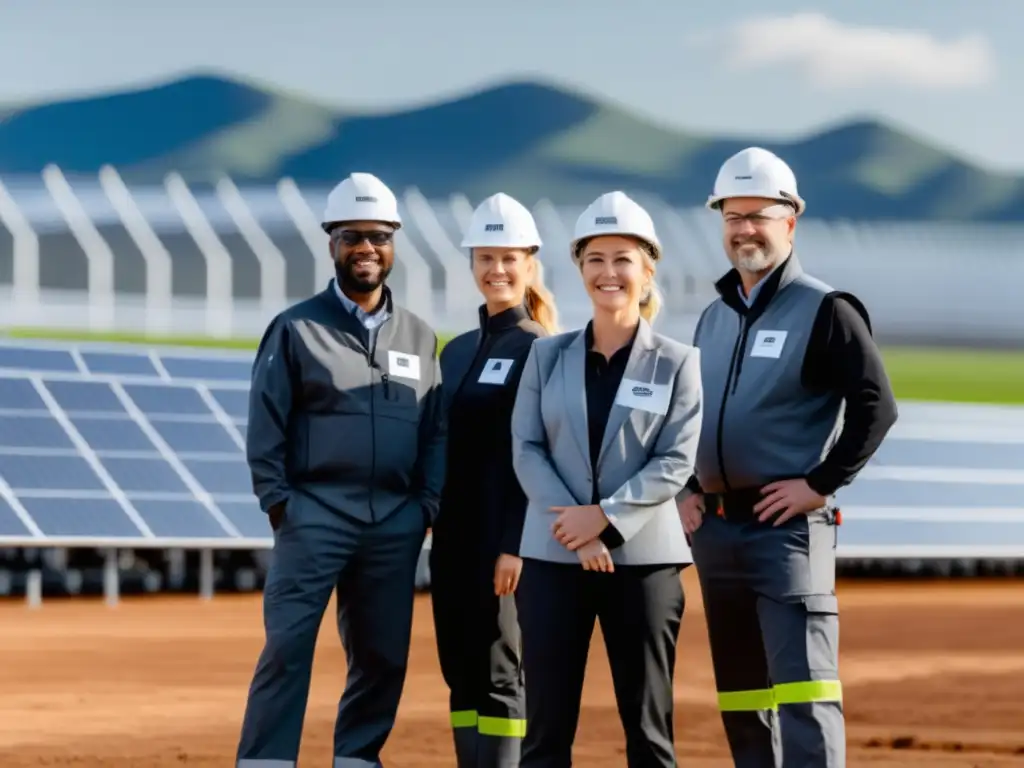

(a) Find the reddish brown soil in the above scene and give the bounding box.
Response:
[1,571,1022,767]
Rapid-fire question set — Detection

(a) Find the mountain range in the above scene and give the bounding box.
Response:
[0,72,1020,222]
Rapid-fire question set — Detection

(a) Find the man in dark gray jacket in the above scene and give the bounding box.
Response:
[236,172,446,768]
[679,148,898,768]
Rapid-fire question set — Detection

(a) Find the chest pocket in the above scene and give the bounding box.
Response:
[742,323,808,403]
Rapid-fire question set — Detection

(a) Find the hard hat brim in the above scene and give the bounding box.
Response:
[461,237,543,249]
[570,233,662,262]
[321,219,403,234]
[705,191,806,217]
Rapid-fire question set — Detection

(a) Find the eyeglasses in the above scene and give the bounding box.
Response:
[332,229,394,247]
[723,204,795,226]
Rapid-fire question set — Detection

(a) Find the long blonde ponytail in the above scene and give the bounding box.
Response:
[638,242,662,324]
[525,257,560,334]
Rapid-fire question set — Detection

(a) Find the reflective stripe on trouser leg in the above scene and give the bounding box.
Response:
[717,680,843,712]
[450,709,480,766]
[450,709,527,767]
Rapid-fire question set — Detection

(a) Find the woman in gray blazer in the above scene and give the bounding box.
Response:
[510,190,703,767]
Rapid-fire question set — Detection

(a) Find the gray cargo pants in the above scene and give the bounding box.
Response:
[236,491,429,768]
[690,492,844,768]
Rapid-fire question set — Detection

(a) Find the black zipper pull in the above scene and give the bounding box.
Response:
[382,372,390,398]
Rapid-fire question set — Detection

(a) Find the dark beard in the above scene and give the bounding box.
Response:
[335,258,392,294]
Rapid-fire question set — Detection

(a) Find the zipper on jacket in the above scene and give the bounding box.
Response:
[714,318,748,492]
[366,335,378,524]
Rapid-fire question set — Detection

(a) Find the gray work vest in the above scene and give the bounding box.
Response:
[692,255,844,494]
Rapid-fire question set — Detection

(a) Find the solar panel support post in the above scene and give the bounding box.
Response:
[198,548,215,601]
[164,172,234,339]
[276,178,334,295]
[42,165,116,332]
[103,548,120,607]
[0,178,41,321]
[98,165,174,336]
[403,188,476,324]
[216,176,288,319]
[447,193,474,232]
[25,569,42,609]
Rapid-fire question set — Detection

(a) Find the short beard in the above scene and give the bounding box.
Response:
[335,258,392,295]
[730,240,778,274]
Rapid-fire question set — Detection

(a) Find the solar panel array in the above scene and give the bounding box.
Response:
[0,338,1022,560]
[0,339,266,548]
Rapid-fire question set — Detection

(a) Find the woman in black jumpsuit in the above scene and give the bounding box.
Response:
[431,192,560,767]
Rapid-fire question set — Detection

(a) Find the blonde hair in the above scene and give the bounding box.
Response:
[524,256,560,334]
[636,242,662,323]
[573,237,662,324]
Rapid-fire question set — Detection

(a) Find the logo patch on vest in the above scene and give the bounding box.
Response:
[750,330,788,359]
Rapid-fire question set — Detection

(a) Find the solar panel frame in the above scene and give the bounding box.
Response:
[0,338,267,549]
[0,338,1021,560]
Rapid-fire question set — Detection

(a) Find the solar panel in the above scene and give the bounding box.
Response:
[0,338,1021,560]
[0,338,261,549]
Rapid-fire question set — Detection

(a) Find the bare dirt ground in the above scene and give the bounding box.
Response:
[1,570,1022,767]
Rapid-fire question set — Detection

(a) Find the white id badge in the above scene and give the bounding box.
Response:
[477,358,514,385]
[750,330,788,359]
[614,378,670,416]
[388,351,421,381]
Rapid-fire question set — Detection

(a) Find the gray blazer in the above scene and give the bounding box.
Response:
[510,319,703,566]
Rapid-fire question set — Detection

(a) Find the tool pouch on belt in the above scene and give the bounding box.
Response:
[704,485,842,525]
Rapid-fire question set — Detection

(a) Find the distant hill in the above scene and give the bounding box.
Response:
[0,72,1020,222]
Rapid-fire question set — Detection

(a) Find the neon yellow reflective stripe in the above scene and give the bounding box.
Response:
[717,681,843,712]
[450,710,477,728]
[774,680,843,705]
[717,688,775,712]
[478,716,527,738]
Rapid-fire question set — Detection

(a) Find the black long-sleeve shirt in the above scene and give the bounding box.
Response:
[434,304,548,558]
[583,321,632,550]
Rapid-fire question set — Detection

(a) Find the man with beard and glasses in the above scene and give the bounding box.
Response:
[236,172,447,768]
[676,147,898,768]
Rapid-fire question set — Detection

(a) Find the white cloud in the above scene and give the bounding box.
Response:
[717,13,996,90]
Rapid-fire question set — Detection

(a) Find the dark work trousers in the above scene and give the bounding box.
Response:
[690,495,844,768]
[430,535,525,768]
[516,558,686,768]
[236,491,428,768]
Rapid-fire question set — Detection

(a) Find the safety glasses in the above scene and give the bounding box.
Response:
[332,229,394,247]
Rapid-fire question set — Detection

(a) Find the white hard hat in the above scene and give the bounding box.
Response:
[321,172,402,233]
[706,147,806,216]
[571,191,662,261]
[461,192,542,249]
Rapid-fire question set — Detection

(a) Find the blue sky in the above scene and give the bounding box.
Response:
[2,0,1020,171]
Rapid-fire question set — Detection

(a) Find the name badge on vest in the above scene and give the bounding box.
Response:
[614,377,670,416]
[750,330,788,359]
[478,358,514,385]
[388,351,421,381]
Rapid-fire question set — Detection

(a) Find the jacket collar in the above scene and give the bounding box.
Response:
[478,303,531,336]
[715,251,803,320]
[325,280,394,316]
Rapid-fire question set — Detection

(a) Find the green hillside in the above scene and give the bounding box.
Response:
[0,72,1021,221]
